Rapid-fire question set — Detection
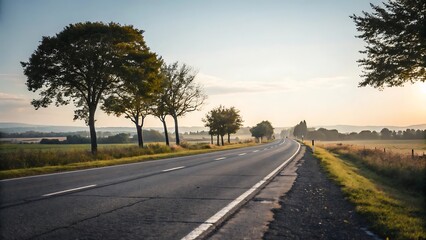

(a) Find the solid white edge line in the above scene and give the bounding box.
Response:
[162,166,185,172]
[42,184,97,197]
[181,140,301,240]
[214,157,226,161]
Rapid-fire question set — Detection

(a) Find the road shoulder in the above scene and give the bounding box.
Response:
[207,145,305,240]
[209,145,376,240]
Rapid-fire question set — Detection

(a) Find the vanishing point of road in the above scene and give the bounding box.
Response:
[0,139,300,240]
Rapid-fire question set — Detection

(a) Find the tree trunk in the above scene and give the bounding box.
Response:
[136,124,143,148]
[88,109,97,155]
[161,118,170,146]
[227,133,231,144]
[173,115,180,145]
[221,135,224,146]
[216,135,220,146]
[210,134,213,144]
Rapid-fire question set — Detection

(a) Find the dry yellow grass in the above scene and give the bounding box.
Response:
[0,141,257,179]
[314,139,426,156]
[313,146,425,239]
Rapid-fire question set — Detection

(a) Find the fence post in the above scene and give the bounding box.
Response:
[384,148,386,153]
[412,149,414,159]
[312,139,315,153]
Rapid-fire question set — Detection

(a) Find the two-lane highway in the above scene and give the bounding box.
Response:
[0,139,300,240]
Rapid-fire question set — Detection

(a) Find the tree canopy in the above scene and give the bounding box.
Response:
[293,120,308,139]
[162,62,207,145]
[203,106,243,145]
[351,0,426,88]
[250,121,274,142]
[102,54,163,147]
[21,22,159,153]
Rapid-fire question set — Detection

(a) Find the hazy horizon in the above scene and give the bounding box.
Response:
[1,0,425,128]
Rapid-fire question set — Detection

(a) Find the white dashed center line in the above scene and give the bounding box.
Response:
[253,150,259,153]
[182,141,301,240]
[215,157,226,161]
[42,184,97,197]
[162,166,185,172]
[238,153,247,156]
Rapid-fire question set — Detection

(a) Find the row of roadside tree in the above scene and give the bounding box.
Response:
[22,22,206,154]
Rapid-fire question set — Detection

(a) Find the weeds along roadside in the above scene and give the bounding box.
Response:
[0,140,256,179]
[325,144,425,194]
[309,143,425,240]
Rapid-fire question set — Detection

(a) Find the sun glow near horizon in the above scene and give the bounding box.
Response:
[418,82,426,94]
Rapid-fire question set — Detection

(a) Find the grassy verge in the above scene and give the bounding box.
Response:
[0,142,256,180]
[312,145,425,240]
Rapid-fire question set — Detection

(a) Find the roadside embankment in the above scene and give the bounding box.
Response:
[264,146,375,239]
[312,145,425,240]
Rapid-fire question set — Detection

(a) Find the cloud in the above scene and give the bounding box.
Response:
[197,73,294,95]
[0,92,27,102]
[303,76,348,88]
[196,73,348,95]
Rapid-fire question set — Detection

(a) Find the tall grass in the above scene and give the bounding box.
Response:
[314,146,426,239]
[0,143,176,170]
[324,144,426,194]
[0,141,255,172]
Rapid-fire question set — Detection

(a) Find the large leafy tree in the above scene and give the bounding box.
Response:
[102,94,153,148]
[204,106,244,146]
[293,120,307,139]
[224,107,243,144]
[203,105,227,146]
[162,62,207,145]
[150,73,171,146]
[351,0,426,88]
[22,22,156,154]
[102,54,162,148]
[250,120,274,142]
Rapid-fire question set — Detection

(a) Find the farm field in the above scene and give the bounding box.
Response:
[0,140,258,179]
[314,139,426,156]
[0,142,138,153]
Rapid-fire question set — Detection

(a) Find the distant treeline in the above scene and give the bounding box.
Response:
[290,120,426,141]
[306,128,425,141]
[1,130,168,144]
[0,131,87,138]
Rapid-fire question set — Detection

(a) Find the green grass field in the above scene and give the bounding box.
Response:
[0,141,257,179]
[0,142,138,153]
[314,139,426,156]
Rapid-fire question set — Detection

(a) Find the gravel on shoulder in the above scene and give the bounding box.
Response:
[263,148,377,240]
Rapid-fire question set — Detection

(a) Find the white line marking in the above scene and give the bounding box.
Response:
[215,157,226,161]
[253,150,259,153]
[238,153,247,156]
[263,148,268,150]
[162,166,185,172]
[181,141,301,240]
[42,184,97,197]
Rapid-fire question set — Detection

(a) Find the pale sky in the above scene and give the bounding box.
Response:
[0,0,425,128]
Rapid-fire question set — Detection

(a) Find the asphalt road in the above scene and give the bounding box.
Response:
[0,139,300,240]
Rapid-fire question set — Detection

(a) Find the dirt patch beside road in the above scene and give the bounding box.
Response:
[263,149,376,240]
